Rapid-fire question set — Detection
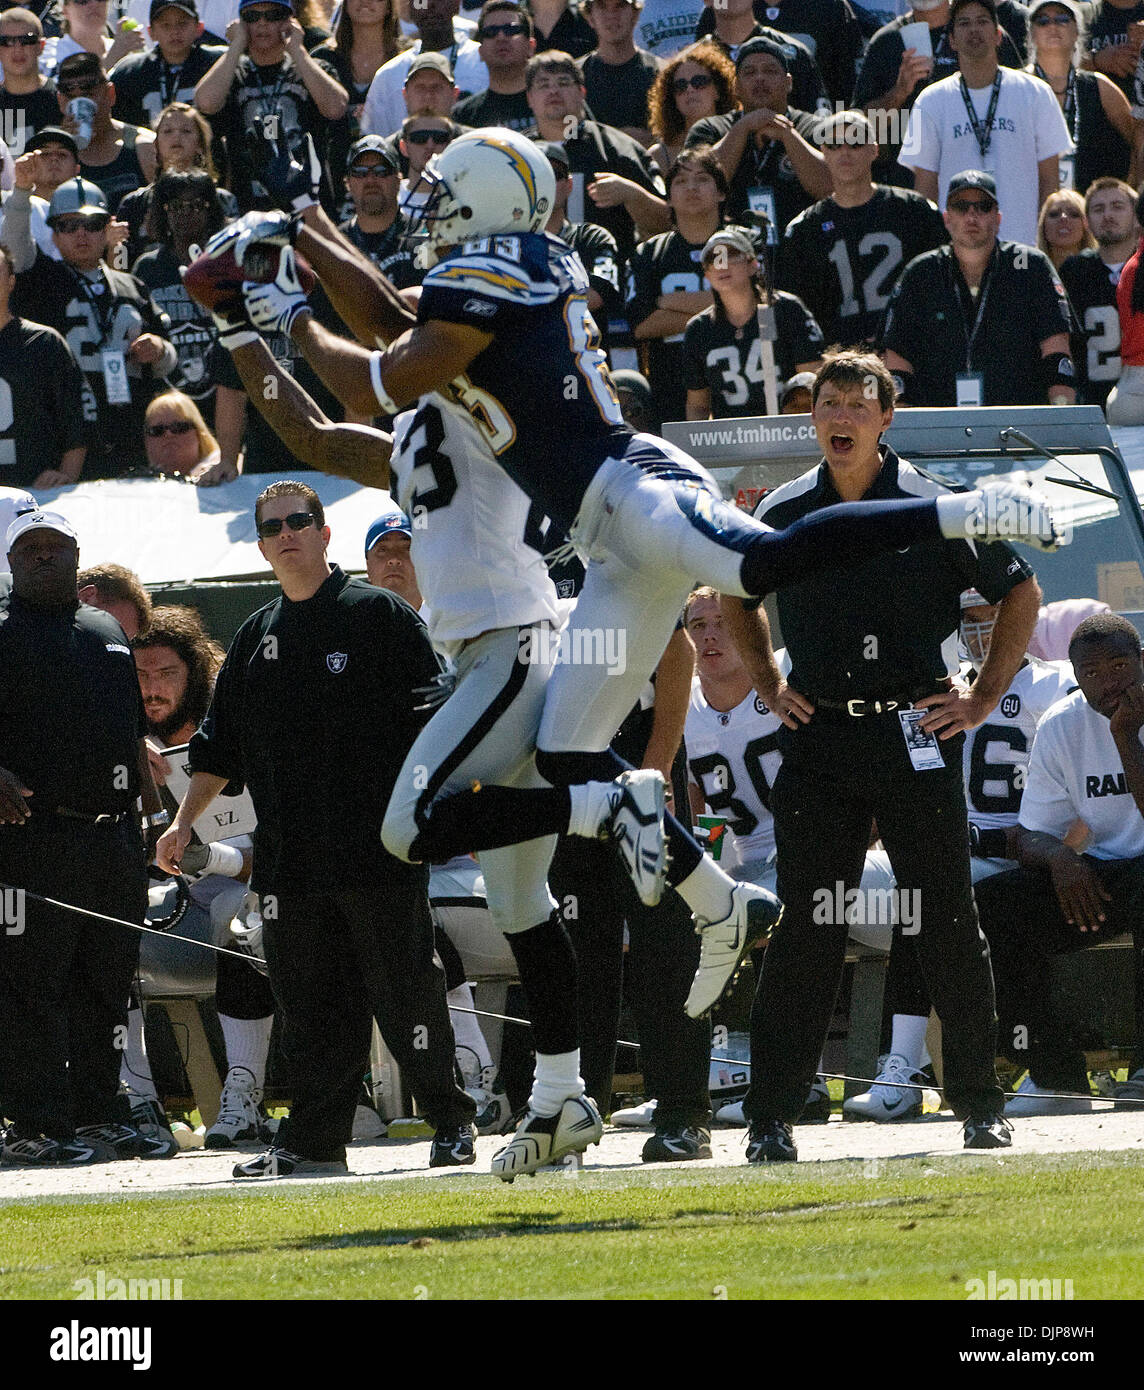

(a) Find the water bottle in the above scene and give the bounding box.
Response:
[67,97,97,151]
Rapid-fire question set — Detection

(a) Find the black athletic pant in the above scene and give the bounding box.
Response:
[974,857,1144,1088]
[0,817,146,1139]
[744,711,1004,1124]
[261,870,475,1161]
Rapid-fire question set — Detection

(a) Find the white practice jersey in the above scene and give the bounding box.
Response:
[686,677,784,872]
[962,658,1076,831]
[1020,688,1144,861]
[389,391,563,650]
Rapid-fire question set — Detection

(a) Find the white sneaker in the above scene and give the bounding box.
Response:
[842,1053,927,1122]
[601,770,667,908]
[610,1100,657,1128]
[1005,1074,1094,1117]
[713,1099,745,1126]
[205,1066,265,1149]
[491,1095,603,1182]
[685,882,782,1018]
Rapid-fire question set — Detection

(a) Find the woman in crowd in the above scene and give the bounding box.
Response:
[684,224,824,420]
[1037,188,1095,270]
[117,102,236,261]
[42,0,146,75]
[646,42,735,177]
[142,391,222,480]
[1027,0,1135,194]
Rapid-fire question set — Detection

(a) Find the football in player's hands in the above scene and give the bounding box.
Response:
[182,224,316,311]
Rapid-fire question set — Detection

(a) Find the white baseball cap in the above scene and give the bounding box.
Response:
[6,509,79,551]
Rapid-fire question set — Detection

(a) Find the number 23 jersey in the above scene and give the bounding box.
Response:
[416,231,629,532]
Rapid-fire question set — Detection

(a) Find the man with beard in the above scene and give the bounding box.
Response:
[131,607,274,1149]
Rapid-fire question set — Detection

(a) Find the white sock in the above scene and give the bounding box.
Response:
[674,853,735,924]
[889,1014,929,1072]
[219,1014,273,1089]
[119,1006,159,1101]
[447,984,493,1072]
[566,781,615,839]
[529,1049,584,1117]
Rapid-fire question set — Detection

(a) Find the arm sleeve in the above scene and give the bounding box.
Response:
[970,535,1037,602]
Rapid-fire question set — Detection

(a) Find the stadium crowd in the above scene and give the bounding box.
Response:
[1,0,1143,1174]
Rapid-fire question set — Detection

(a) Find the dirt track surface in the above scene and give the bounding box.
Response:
[1,1110,1141,1200]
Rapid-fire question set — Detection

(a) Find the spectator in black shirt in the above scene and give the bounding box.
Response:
[684,222,822,417]
[452,0,536,130]
[701,0,828,113]
[0,7,61,154]
[194,0,347,211]
[530,0,597,59]
[881,168,1077,406]
[7,172,178,476]
[312,0,406,181]
[1087,0,1144,100]
[684,35,829,238]
[776,108,947,349]
[108,0,226,131]
[337,133,421,288]
[57,51,157,213]
[697,0,863,104]
[131,167,227,422]
[646,39,735,176]
[579,0,660,145]
[0,241,86,486]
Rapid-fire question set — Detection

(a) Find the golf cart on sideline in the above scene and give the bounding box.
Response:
[663,405,1144,643]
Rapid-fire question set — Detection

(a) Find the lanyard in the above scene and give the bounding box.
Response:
[253,62,288,123]
[159,58,185,110]
[1034,63,1080,141]
[70,265,116,345]
[959,70,1002,161]
[946,246,997,372]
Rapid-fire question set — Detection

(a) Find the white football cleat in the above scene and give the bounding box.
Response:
[491,1095,603,1181]
[602,769,667,908]
[685,882,782,1018]
[842,1053,926,1122]
[205,1066,266,1149]
[1004,1074,1094,1117]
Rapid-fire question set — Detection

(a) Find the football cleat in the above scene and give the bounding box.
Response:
[205,1066,266,1149]
[1,1130,114,1166]
[685,882,782,1018]
[601,769,667,907]
[74,1121,178,1160]
[491,1095,603,1181]
[127,1094,180,1156]
[429,1122,477,1167]
[745,1118,797,1164]
[842,1053,926,1122]
[232,1146,349,1179]
[963,1113,1013,1149]
[1004,1075,1094,1117]
[641,1125,712,1163]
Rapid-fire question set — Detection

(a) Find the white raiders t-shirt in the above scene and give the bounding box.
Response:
[685,674,785,872]
[635,0,705,58]
[1019,688,1144,860]
[900,67,1072,248]
[962,658,1076,832]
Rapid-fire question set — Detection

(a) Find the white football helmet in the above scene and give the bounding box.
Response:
[411,127,556,261]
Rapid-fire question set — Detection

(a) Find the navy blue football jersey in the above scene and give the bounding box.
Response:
[417,231,631,530]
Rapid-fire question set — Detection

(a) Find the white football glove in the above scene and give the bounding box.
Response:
[243,245,311,336]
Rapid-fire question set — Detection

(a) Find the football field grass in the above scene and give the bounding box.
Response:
[3,1149,1143,1301]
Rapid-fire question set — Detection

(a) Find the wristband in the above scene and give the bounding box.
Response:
[369,350,400,415]
[1041,351,1074,391]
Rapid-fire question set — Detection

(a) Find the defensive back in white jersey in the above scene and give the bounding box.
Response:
[960,658,1076,832]
[389,391,564,650]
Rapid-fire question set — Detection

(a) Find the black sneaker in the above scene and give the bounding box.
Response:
[641,1125,712,1163]
[232,1146,349,1179]
[799,1082,831,1124]
[1,1130,114,1166]
[963,1113,1013,1149]
[429,1122,477,1167]
[75,1120,178,1161]
[745,1118,797,1163]
[127,1098,180,1158]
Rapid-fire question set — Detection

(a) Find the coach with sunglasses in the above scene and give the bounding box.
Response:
[157,481,478,1178]
[881,169,1077,406]
[7,172,177,478]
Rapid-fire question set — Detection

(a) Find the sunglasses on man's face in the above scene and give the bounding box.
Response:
[672,72,713,95]
[59,76,103,96]
[347,159,396,177]
[257,511,317,539]
[479,21,526,38]
[0,34,39,47]
[405,128,451,145]
[243,5,291,21]
[53,215,110,233]
[1032,11,1074,25]
[948,197,995,214]
[145,419,196,438]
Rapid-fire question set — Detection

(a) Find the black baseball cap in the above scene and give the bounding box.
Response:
[28,126,79,159]
[347,135,399,171]
[149,0,198,19]
[950,0,999,23]
[947,169,998,205]
[735,36,790,71]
